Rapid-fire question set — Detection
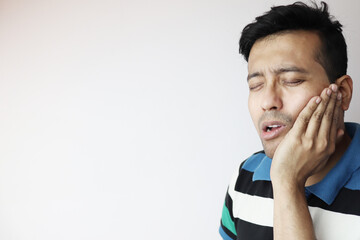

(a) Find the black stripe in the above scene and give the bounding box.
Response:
[308,187,360,216]
[221,221,237,240]
[225,190,235,222]
[234,169,273,198]
[235,218,273,240]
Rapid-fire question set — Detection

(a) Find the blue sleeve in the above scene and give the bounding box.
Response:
[219,225,236,240]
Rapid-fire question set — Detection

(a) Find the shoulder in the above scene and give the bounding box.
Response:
[240,150,267,172]
[230,151,265,180]
[228,150,268,189]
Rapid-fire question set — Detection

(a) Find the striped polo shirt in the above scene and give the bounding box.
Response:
[220,122,360,240]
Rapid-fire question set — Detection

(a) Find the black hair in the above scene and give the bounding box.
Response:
[239,1,347,83]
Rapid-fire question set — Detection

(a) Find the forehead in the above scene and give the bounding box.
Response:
[248,30,323,73]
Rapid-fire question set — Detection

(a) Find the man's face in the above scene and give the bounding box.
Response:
[247,30,330,158]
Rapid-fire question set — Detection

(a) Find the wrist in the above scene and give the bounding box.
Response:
[270,163,309,190]
[271,176,306,194]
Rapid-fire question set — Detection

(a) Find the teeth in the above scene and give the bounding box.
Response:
[266,125,281,132]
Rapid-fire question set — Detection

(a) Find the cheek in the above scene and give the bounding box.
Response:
[248,96,261,131]
[285,92,315,119]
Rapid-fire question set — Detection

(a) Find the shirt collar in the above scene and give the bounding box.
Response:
[306,122,360,205]
[251,122,360,205]
[252,154,271,181]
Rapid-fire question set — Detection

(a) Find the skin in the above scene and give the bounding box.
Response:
[247,30,353,239]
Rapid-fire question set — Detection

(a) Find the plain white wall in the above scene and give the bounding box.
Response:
[0,0,358,239]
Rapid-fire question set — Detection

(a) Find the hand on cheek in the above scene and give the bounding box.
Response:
[270,84,343,187]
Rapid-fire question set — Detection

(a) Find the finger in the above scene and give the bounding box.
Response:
[291,95,321,136]
[305,87,331,138]
[318,84,338,140]
[329,91,342,143]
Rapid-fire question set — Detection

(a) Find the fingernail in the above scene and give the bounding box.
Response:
[337,92,342,100]
[316,97,322,104]
[331,84,338,92]
[327,88,332,96]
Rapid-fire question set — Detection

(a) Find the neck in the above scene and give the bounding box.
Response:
[305,130,352,187]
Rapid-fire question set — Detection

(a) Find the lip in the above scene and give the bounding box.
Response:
[260,121,287,141]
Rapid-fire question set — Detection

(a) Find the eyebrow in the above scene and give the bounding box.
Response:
[247,66,309,81]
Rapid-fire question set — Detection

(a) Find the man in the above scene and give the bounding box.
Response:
[220,2,359,240]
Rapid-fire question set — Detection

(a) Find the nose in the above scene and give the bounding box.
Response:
[260,83,283,111]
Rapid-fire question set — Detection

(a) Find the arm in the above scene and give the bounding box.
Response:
[270,84,343,239]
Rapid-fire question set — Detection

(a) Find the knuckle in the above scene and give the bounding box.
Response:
[312,111,323,122]
[333,116,339,124]
[319,139,329,149]
[323,111,333,121]
[299,114,310,123]
[303,138,314,150]
[317,139,329,151]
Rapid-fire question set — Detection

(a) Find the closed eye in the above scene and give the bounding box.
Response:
[249,83,263,91]
[283,79,304,86]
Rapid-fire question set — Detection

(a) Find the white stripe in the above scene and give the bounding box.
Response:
[228,188,360,239]
[228,171,273,227]
[309,206,360,240]
[228,170,360,238]
[229,190,274,227]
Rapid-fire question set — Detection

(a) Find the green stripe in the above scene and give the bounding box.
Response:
[221,202,237,236]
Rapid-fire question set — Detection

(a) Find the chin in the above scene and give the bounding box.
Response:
[261,141,279,159]
[263,148,275,159]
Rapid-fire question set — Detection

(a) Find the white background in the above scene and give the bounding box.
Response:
[0,0,359,239]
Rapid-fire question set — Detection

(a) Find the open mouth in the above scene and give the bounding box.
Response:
[265,125,282,132]
[261,122,287,140]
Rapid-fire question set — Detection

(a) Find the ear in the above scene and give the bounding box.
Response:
[335,75,353,111]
